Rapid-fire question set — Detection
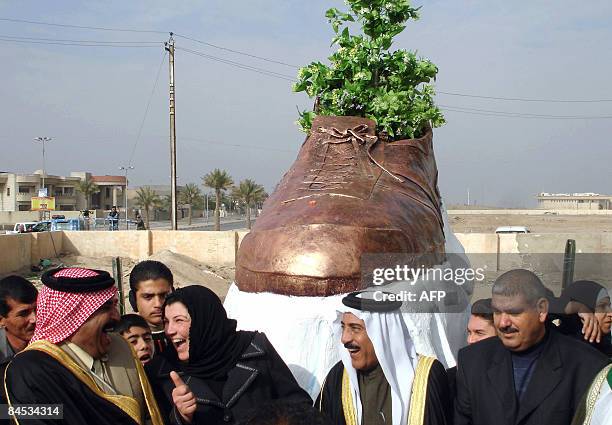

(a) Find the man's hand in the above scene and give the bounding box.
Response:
[171,371,197,424]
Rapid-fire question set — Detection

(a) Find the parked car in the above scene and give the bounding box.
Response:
[6,222,39,234]
[31,218,82,232]
[495,226,530,234]
[31,221,52,232]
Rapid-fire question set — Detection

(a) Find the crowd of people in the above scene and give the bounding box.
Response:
[0,261,610,425]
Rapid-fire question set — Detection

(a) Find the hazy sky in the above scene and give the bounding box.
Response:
[1,0,611,207]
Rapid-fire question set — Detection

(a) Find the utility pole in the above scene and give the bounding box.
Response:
[119,165,134,229]
[33,137,52,195]
[165,33,178,230]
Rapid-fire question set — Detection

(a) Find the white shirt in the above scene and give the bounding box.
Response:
[591,382,612,425]
[64,342,117,395]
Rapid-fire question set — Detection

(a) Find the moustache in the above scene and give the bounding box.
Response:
[499,326,519,335]
[344,343,360,350]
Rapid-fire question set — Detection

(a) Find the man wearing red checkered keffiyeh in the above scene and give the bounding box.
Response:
[32,267,118,344]
[4,267,164,425]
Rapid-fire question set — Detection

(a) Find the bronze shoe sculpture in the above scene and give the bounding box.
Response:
[236,115,446,296]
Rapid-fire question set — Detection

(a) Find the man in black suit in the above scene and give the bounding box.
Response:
[454,269,610,425]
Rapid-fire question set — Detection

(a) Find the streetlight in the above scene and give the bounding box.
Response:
[119,166,134,230]
[33,137,52,194]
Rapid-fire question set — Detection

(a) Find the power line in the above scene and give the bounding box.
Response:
[176,46,296,81]
[0,37,159,48]
[0,34,162,44]
[440,105,612,119]
[438,90,612,103]
[128,50,168,167]
[173,33,299,69]
[0,17,167,34]
[4,17,612,104]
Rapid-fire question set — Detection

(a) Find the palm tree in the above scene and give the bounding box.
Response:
[179,183,202,226]
[75,180,100,210]
[134,186,160,230]
[202,169,234,231]
[232,179,266,230]
[155,195,172,221]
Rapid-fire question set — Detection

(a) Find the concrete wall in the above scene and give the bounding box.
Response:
[31,232,64,265]
[0,234,31,274]
[0,231,64,275]
[62,230,239,266]
[2,230,612,276]
[62,230,145,260]
[456,232,612,254]
[150,231,238,266]
[448,209,612,216]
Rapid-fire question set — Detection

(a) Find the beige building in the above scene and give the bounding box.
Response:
[90,175,127,211]
[536,192,612,210]
[0,171,126,212]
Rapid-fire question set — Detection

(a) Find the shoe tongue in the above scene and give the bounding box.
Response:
[296,125,381,199]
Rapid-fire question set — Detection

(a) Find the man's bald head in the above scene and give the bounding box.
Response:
[492,269,548,307]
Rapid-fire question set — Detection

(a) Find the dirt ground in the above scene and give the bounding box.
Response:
[448,213,612,233]
[17,250,234,311]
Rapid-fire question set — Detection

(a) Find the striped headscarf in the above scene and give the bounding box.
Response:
[31,268,117,344]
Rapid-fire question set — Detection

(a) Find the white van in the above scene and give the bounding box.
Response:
[6,222,39,234]
[495,226,530,234]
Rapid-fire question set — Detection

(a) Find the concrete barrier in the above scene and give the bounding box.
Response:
[62,231,146,260]
[448,209,612,216]
[150,231,238,267]
[2,230,612,276]
[456,232,612,254]
[0,234,31,274]
[31,232,64,265]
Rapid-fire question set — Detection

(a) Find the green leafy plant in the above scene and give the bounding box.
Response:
[293,0,444,140]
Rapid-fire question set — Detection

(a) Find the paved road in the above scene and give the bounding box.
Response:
[188,220,252,231]
[148,217,254,231]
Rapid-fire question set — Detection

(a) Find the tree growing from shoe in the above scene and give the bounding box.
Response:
[294,0,444,140]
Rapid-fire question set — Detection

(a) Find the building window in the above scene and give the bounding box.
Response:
[60,205,74,211]
[18,186,30,194]
[6,188,10,196]
[64,187,74,196]
[54,188,63,196]
[106,187,111,198]
[18,204,30,211]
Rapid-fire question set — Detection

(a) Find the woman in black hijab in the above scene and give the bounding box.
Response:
[554,280,612,357]
[145,285,312,425]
